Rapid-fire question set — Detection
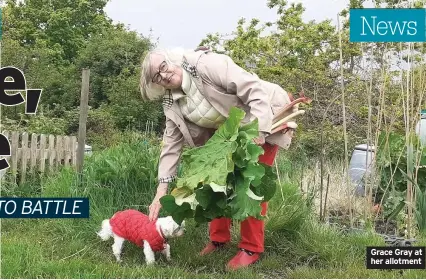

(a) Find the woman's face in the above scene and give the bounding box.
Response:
[150,53,182,89]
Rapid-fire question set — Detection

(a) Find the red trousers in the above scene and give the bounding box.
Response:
[209,142,279,253]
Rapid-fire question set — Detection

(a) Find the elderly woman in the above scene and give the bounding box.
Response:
[139,47,295,270]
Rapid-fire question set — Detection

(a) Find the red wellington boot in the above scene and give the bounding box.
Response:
[199,241,225,256]
[226,249,260,270]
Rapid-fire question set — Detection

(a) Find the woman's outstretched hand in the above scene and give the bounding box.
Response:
[253,134,266,146]
[149,183,168,221]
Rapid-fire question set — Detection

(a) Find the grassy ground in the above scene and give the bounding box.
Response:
[3,218,425,279]
[1,136,426,278]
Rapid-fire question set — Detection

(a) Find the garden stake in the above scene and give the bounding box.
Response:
[322,173,330,223]
[274,158,284,201]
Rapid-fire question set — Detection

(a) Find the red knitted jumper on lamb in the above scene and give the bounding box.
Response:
[109,209,165,252]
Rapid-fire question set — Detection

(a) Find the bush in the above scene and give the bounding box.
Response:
[0,113,68,135]
[375,131,426,233]
[83,136,161,187]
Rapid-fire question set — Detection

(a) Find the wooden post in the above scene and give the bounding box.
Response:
[76,68,90,175]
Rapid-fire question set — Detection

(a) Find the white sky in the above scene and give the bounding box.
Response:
[104,0,371,49]
[103,0,416,72]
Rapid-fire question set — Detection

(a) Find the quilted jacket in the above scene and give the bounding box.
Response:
[155,50,295,183]
[177,70,226,128]
[109,209,165,252]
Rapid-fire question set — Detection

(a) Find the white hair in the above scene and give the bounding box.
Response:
[140,47,195,101]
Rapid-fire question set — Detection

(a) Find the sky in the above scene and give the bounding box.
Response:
[103,0,417,73]
[103,0,367,49]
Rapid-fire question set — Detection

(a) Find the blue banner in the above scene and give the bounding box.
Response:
[350,8,426,42]
[0,198,89,218]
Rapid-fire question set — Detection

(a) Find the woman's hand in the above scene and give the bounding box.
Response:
[149,183,168,221]
[253,133,266,146]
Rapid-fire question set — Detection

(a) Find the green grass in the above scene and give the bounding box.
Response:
[2,137,426,279]
[3,216,425,278]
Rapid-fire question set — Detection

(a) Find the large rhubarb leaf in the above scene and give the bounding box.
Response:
[229,176,263,221]
[176,107,245,189]
[233,134,264,168]
[193,185,228,222]
[160,107,279,225]
[251,163,278,202]
[159,195,194,225]
[239,119,260,140]
[241,162,265,187]
[208,107,246,142]
[177,141,236,188]
[171,187,198,210]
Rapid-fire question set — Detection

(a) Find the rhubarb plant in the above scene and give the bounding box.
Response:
[160,107,278,225]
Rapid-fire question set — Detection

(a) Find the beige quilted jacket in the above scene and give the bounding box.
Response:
[157,50,295,183]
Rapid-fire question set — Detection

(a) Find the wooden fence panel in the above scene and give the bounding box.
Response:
[0,131,83,183]
[56,135,62,168]
[71,136,77,166]
[11,132,19,175]
[30,133,37,173]
[48,135,55,174]
[39,134,46,173]
[64,136,70,167]
[20,132,29,184]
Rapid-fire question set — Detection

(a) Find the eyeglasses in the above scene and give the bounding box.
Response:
[152,61,168,83]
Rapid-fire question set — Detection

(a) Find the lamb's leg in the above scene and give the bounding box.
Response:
[143,240,156,265]
[112,235,125,263]
[162,243,171,261]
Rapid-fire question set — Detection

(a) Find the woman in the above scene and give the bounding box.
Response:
[139,46,296,270]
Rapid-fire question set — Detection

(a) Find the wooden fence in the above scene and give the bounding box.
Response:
[1,131,78,183]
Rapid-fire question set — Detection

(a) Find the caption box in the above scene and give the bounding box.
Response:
[366,246,425,269]
[0,198,89,218]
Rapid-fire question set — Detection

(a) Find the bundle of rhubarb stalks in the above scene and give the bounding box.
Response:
[270,91,312,135]
[159,92,312,225]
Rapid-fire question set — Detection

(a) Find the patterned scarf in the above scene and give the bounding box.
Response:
[162,59,199,109]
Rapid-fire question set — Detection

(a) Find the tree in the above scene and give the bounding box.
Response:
[4,0,112,64]
[199,0,365,157]
[1,0,162,140]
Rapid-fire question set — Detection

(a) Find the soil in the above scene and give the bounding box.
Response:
[374,219,398,236]
[326,207,400,236]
